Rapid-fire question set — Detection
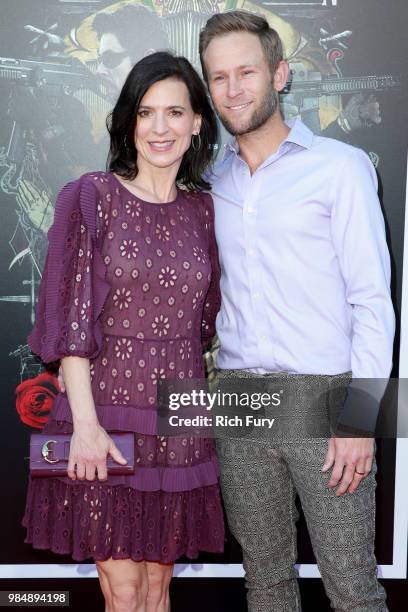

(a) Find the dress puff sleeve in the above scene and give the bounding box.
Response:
[200,193,221,351]
[28,176,110,363]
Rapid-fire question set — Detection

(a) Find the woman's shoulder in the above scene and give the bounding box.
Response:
[58,170,113,194]
[53,171,112,237]
[181,188,214,213]
[56,171,114,211]
[179,190,215,237]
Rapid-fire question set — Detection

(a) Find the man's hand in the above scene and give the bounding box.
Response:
[322,437,374,496]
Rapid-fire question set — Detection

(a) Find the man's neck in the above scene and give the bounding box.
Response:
[236,112,290,174]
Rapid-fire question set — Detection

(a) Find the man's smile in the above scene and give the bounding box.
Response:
[225,101,253,112]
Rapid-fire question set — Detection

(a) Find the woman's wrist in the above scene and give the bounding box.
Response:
[72,413,99,431]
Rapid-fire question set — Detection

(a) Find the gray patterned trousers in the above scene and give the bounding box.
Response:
[215,370,388,612]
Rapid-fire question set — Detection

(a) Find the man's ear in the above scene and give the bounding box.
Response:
[273,60,289,93]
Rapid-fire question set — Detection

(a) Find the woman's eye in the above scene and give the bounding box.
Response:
[138,110,149,117]
[170,110,183,117]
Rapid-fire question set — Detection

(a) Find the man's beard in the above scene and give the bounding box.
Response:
[217,83,279,136]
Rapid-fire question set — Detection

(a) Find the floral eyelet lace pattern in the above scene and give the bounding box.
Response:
[24,171,224,562]
[23,477,224,563]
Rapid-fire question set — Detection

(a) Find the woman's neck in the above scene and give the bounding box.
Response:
[121,160,179,203]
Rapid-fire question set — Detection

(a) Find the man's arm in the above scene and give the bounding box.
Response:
[330,147,395,420]
[323,146,395,495]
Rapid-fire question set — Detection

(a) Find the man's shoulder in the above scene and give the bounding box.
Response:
[205,153,234,187]
[310,134,370,168]
[310,135,378,193]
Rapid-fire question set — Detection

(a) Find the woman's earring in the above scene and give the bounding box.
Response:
[191,132,201,152]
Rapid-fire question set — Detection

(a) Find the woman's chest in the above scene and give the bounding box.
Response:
[98,196,212,295]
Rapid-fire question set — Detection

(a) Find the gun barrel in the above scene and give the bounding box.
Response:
[282,74,401,97]
[0,57,96,91]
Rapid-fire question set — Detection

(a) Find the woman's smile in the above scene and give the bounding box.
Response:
[147,139,176,152]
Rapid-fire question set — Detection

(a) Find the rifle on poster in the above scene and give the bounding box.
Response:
[1,56,99,187]
[0,56,99,95]
[0,57,100,323]
[280,66,401,132]
[281,70,401,99]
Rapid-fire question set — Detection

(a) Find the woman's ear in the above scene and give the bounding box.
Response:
[193,114,202,135]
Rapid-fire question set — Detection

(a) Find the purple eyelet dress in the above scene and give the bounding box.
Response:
[22,171,225,563]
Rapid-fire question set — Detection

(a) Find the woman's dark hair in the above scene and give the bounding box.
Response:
[106,51,218,191]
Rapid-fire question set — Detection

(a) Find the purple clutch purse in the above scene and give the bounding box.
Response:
[30,432,135,477]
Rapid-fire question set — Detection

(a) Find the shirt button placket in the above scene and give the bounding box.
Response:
[243,173,267,359]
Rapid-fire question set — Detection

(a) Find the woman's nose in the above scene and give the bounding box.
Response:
[152,114,169,134]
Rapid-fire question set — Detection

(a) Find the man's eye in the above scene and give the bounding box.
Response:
[243,70,254,76]
[213,75,224,82]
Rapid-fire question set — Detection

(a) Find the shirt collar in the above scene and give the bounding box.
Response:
[284,118,314,150]
[222,119,314,161]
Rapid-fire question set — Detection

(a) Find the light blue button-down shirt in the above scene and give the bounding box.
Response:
[209,119,395,379]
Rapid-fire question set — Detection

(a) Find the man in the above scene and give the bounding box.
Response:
[93,4,169,100]
[199,11,394,611]
[9,5,169,249]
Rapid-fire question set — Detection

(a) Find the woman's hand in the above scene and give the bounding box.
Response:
[67,422,127,481]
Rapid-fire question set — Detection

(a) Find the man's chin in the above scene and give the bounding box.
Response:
[219,115,251,137]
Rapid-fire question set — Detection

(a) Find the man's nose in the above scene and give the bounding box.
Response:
[227,77,244,98]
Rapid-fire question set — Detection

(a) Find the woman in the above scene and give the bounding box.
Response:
[23,52,224,612]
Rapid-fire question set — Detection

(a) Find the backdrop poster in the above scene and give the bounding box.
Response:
[0,0,406,587]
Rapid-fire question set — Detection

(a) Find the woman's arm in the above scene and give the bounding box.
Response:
[28,176,122,481]
[62,356,127,481]
[200,193,221,351]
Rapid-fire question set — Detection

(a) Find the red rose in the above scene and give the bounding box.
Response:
[15,372,60,429]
